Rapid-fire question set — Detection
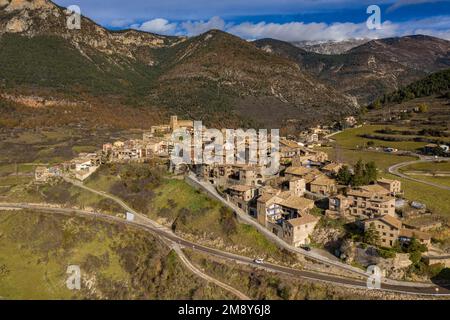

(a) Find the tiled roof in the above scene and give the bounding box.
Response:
[381,215,403,230]
[378,178,396,184]
[399,228,431,241]
[360,184,391,195]
[322,163,342,171]
[366,215,402,230]
[278,195,314,211]
[286,214,319,227]
[310,175,336,186]
[285,166,311,176]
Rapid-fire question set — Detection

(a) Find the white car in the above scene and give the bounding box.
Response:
[254,258,264,264]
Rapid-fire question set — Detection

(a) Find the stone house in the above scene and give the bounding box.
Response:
[363,215,431,248]
[226,184,258,213]
[309,175,337,195]
[321,162,344,176]
[256,191,314,227]
[281,214,320,247]
[327,195,351,217]
[285,166,311,179]
[346,186,396,218]
[377,178,402,195]
[364,215,403,248]
[398,228,431,248]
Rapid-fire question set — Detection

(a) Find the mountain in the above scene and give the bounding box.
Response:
[0,0,184,95]
[375,67,450,106]
[254,35,450,105]
[291,39,369,55]
[0,0,358,129]
[148,30,358,127]
[0,0,182,62]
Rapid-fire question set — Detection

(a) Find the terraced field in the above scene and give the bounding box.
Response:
[332,125,436,152]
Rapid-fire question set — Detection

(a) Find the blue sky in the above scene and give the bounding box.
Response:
[54,0,450,41]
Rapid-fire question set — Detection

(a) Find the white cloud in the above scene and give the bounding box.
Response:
[181,16,227,36]
[126,14,450,41]
[132,18,177,35]
[172,17,401,41]
[109,19,135,28]
[226,21,400,41]
[387,0,449,12]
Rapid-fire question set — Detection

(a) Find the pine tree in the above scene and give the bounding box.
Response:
[364,223,380,246]
[365,161,378,184]
[336,166,352,185]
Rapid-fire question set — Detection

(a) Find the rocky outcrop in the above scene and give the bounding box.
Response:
[311,226,345,251]
[0,0,183,63]
[1,94,89,108]
[338,239,357,264]
[377,253,413,280]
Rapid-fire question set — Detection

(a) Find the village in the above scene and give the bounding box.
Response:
[33,115,450,272]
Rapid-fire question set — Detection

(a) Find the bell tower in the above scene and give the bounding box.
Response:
[170,115,178,131]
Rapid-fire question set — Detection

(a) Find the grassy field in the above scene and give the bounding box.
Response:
[399,161,450,173]
[0,127,143,165]
[332,125,428,151]
[408,175,450,188]
[0,174,124,215]
[151,179,287,259]
[398,161,450,189]
[0,127,146,212]
[0,210,230,299]
[321,147,418,170]
[381,172,450,216]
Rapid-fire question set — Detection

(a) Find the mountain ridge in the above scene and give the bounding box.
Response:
[0,1,359,129]
[3,0,450,130]
[254,35,450,105]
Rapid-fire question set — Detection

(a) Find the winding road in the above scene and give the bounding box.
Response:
[0,202,251,300]
[2,193,449,296]
[388,157,450,191]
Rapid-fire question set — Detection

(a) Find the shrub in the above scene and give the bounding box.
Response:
[219,207,237,236]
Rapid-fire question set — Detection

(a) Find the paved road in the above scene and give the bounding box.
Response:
[1,202,449,297]
[186,173,380,279]
[172,245,251,300]
[0,202,250,300]
[70,174,447,289]
[388,158,450,191]
[64,175,450,292]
